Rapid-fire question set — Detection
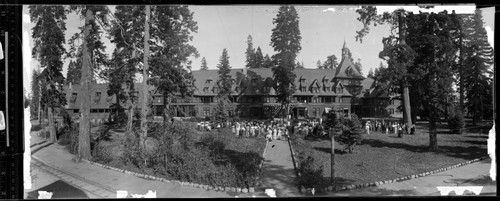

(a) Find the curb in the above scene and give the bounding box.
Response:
[287,136,301,177]
[287,136,490,194]
[82,137,270,194]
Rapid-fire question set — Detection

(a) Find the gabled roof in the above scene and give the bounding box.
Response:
[335,56,363,79]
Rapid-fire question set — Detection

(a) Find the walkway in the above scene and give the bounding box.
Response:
[258,139,301,197]
[26,129,233,198]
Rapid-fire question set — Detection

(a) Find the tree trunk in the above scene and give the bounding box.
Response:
[48,107,57,143]
[429,114,438,151]
[398,12,413,134]
[140,5,151,151]
[78,8,94,160]
[38,90,41,125]
[459,34,464,110]
[330,128,335,183]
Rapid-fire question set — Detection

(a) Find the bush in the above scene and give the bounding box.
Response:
[92,142,113,164]
[296,156,328,190]
[448,109,465,134]
[336,114,363,154]
[31,124,42,132]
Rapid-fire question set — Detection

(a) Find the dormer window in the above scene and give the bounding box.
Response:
[264,86,271,93]
[71,93,77,103]
[252,78,258,83]
[106,94,114,104]
[213,87,219,93]
[206,79,213,84]
[235,87,240,93]
[203,87,209,93]
[300,86,307,92]
[94,92,101,104]
[312,87,320,93]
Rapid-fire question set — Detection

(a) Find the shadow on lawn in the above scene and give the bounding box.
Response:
[361,138,487,160]
[313,147,348,155]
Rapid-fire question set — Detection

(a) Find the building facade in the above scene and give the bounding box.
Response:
[62,42,402,122]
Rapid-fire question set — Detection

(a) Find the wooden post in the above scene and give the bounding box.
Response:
[330,128,335,184]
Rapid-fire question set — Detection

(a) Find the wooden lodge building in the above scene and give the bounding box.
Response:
[62,42,402,123]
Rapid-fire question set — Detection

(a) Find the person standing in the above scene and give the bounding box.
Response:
[365,121,371,135]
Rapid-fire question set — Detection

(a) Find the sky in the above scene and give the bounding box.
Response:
[22,5,494,96]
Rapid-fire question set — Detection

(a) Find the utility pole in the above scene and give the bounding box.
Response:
[140,5,151,150]
[330,128,336,184]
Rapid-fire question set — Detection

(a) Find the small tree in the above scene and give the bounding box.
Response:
[336,114,363,154]
[448,107,465,134]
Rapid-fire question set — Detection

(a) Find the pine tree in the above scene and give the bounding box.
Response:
[215,48,232,123]
[200,57,208,70]
[271,5,301,118]
[367,68,374,78]
[29,5,68,143]
[245,35,255,68]
[322,54,338,69]
[30,68,42,123]
[66,60,82,85]
[316,60,323,69]
[262,54,274,68]
[68,5,110,160]
[405,11,457,150]
[356,6,415,135]
[254,47,264,68]
[463,9,494,125]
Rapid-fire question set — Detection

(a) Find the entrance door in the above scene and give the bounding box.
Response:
[297,108,306,119]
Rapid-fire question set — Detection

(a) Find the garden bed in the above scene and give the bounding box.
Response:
[290,123,491,187]
[91,123,267,189]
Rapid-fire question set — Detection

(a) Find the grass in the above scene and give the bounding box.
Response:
[291,122,491,187]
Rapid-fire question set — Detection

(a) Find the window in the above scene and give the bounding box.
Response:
[235,87,240,93]
[339,97,343,103]
[252,78,258,83]
[313,108,320,117]
[203,87,209,93]
[71,93,77,103]
[206,79,212,84]
[74,109,79,113]
[322,97,333,103]
[213,87,219,93]
[94,92,102,104]
[264,86,271,93]
[201,97,213,103]
[203,107,211,116]
[312,87,320,93]
[300,86,307,92]
[389,109,394,114]
[98,109,104,113]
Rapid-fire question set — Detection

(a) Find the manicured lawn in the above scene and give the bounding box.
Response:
[291,122,491,187]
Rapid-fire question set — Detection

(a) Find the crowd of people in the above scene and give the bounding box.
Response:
[196,118,331,141]
[195,118,415,140]
[363,120,415,136]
